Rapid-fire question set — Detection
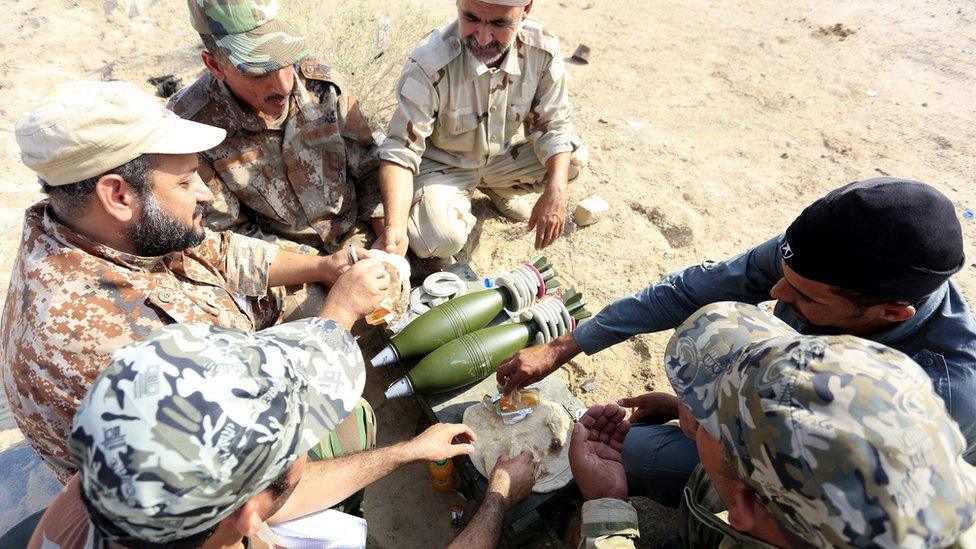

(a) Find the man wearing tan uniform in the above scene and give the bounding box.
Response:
[375,0,587,260]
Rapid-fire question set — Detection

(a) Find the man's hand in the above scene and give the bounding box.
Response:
[526,185,566,250]
[321,246,376,284]
[569,403,630,501]
[496,334,581,395]
[487,452,536,508]
[407,423,476,461]
[371,217,410,256]
[448,451,535,548]
[319,258,390,329]
[526,152,571,250]
[617,392,682,425]
[377,161,414,256]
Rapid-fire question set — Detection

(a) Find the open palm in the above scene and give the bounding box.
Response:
[569,403,631,501]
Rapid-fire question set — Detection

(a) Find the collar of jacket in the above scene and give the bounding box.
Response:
[39,201,174,273]
[211,74,303,132]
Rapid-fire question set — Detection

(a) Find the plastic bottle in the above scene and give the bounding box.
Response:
[429,458,458,493]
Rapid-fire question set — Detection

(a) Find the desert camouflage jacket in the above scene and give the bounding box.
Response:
[0,201,280,481]
[379,19,580,173]
[169,57,381,254]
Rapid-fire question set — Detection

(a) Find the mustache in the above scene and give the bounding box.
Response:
[465,36,501,52]
[194,203,209,218]
[265,94,287,103]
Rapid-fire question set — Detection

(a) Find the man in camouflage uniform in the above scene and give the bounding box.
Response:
[169,0,383,258]
[27,319,507,548]
[2,80,391,482]
[569,302,976,548]
[376,0,588,260]
[500,178,976,505]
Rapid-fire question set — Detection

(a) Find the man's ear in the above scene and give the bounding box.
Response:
[873,302,916,323]
[523,2,533,17]
[93,174,138,223]
[726,485,759,533]
[231,498,266,537]
[201,51,226,81]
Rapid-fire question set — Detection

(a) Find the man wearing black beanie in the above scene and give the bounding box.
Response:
[496,177,976,507]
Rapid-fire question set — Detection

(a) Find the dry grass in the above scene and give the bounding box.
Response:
[284,0,441,127]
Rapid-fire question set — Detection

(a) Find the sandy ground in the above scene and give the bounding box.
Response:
[1,0,975,545]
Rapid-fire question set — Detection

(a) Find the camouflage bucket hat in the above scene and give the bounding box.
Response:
[666,302,976,548]
[188,0,309,76]
[68,317,365,543]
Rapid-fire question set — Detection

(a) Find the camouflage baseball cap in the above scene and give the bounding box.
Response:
[188,0,309,76]
[68,317,365,543]
[666,302,976,547]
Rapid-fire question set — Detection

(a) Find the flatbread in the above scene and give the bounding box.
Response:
[462,400,574,493]
[368,251,410,326]
[381,261,408,322]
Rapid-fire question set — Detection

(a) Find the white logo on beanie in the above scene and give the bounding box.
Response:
[781,242,794,259]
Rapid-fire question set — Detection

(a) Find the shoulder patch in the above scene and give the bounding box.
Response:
[409,22,463,80]
[298,56,347,95]
[518,18,561,56]
[167,72,215,120]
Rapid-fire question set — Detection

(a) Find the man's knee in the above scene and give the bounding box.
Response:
[407,184,475,259]
[567,143,589,181]
[622,423,700,506]
[279,282,328,322]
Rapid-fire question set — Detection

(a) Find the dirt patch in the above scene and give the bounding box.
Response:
[815,22,856,39]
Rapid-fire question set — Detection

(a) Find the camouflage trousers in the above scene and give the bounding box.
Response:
[677,465,777,548]
[407,142,588,258]
[308,397,378,514]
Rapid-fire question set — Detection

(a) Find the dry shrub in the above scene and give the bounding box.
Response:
[283,0,442,128]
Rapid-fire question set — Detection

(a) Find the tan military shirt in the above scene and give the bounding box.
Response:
[0,202,281,481]
[169,57,380,254]
[379,19,580,174]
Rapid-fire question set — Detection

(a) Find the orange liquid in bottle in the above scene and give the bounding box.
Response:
[429,458,458,493]
[365,307,391,326]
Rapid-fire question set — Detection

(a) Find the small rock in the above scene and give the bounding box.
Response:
[571,44,591,64]
[780,152,789,159]
[575,196,610,227]
[922,102,928,107]
[147,75,182,98]
[865,89,879,97]
[581,379,599,393]
[597,118,609,124]
[626,120,643,130]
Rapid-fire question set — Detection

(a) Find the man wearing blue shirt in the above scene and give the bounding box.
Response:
[497,177,976,506]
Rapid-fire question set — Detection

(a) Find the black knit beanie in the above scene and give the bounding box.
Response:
[781,178,964,302]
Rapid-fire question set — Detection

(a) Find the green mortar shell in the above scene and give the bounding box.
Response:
[389,288,508,360]
[406,323,536,395]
